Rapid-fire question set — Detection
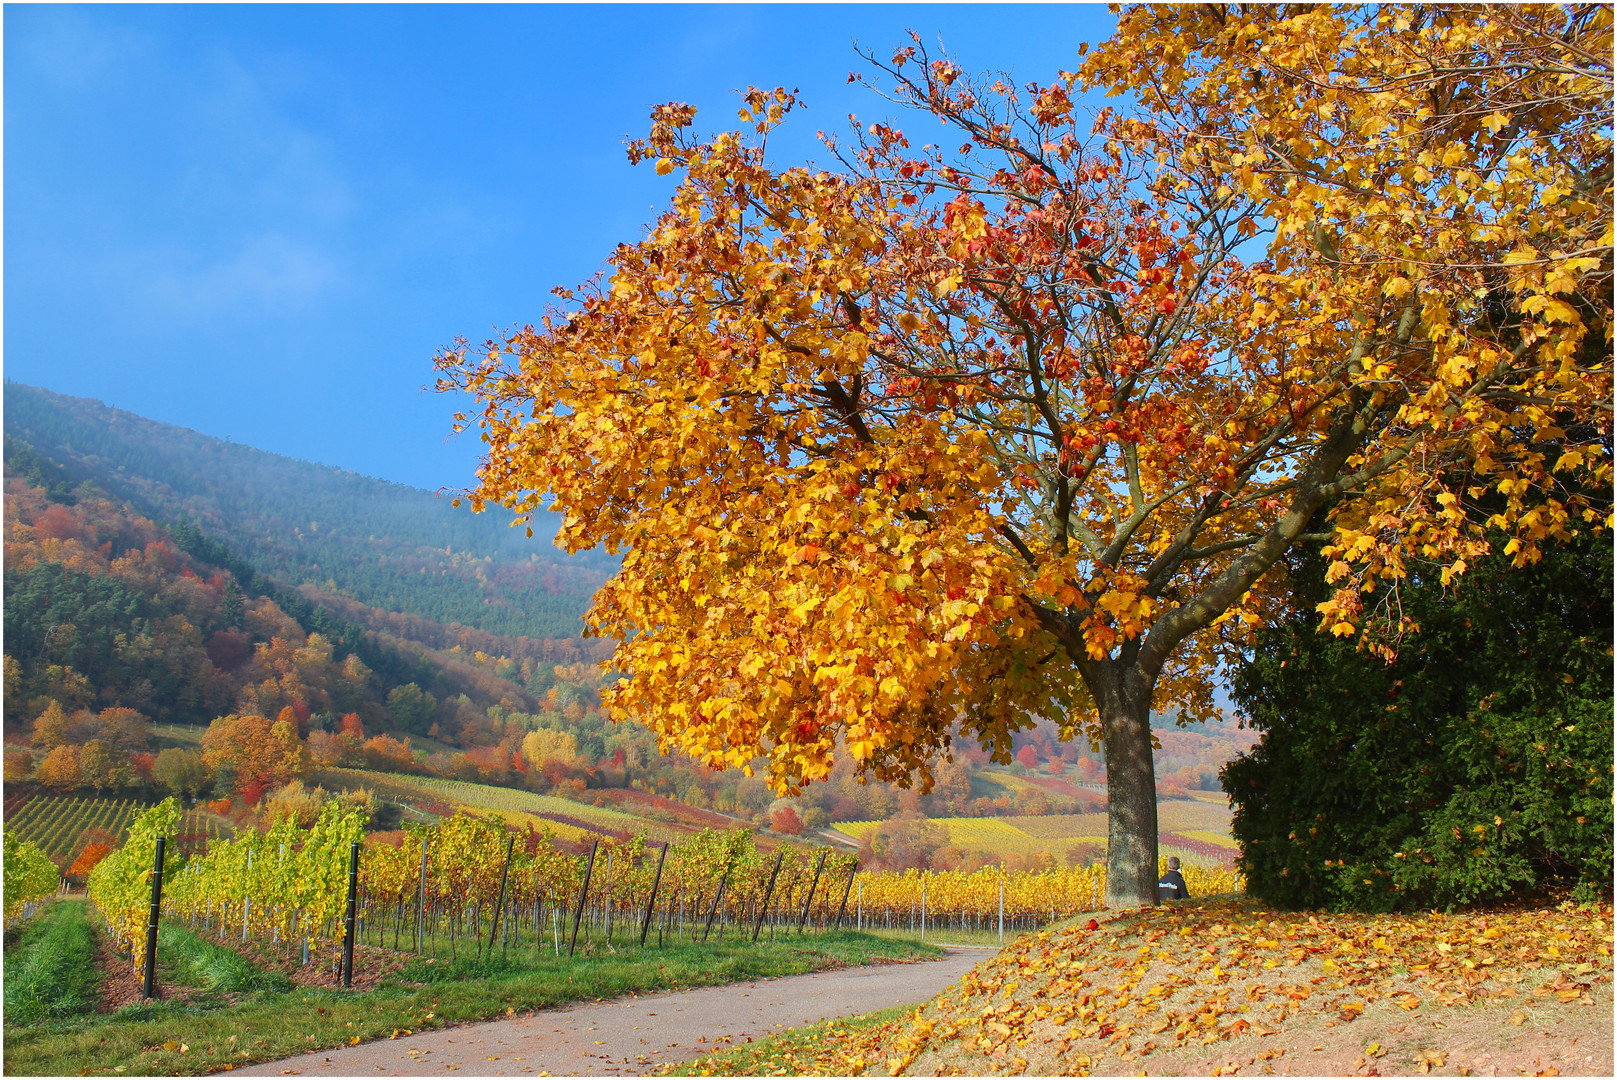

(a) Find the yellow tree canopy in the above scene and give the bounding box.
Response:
[438,12,1609,819]
[1085,3,1613,638]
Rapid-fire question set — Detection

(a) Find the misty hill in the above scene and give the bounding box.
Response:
[4,382,611,640]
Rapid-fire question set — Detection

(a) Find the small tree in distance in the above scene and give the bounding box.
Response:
[438,9,1609,906]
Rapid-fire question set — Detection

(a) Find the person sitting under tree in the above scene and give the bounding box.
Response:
[1158,857,1189,902]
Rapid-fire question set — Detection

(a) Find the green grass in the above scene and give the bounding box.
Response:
[2,930,940,1077]
[3,899,100,1024]
[662,1005,910,1076]
[157,922,294,994]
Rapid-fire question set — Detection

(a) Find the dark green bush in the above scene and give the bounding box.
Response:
[1224,530,1612,911]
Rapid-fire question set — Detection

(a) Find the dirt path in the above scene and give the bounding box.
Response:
[237,947,993,1077]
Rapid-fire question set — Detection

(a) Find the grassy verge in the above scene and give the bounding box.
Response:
[3,899,101,1024]
[3,930,940,1077]
[664,1006,912,1076]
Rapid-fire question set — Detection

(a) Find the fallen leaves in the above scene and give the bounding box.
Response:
[1415,1049,1448,1073]
[667,896,1611,1077]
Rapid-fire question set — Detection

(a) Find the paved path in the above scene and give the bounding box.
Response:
[239,948,992,1077]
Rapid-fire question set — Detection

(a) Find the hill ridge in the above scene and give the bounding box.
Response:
[3,381,611,640]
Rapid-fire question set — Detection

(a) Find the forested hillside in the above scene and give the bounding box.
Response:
[3,383,611,640]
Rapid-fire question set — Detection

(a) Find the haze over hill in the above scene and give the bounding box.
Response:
[4,383,610,640]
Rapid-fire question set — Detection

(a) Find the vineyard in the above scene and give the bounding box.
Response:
[3,795,230,864]
[83,797,1243,990]
[833,802,1238,868]
[313,768,691,845]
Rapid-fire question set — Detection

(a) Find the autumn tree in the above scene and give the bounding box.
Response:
[30,700,86,750]
[200,713,307,800]
[67,841,113,880]
[96,707,152,749]
[521,727,578,771]
[306,729,349,769]
[78,739,133,793]
[34,744,82,790]
[438,10,1609,905]
[360,734,416,773]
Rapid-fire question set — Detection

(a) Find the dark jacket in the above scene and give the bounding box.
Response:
[1157,869,1189,901]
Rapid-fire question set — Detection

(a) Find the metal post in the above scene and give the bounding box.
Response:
[857,879,863,931]
[701,863,731,943]
[832,862,857,929]
[998,878,1004,944]
[242,848,252,942]
[141,837,167,1000]
[752,851,785,942]
[640,843,669,947]
[921,880,927,940]
[489,835,515,953]
[341,842,360,988]
[568,841,599,957]
[796,850,828,933]
[416,835,430,955]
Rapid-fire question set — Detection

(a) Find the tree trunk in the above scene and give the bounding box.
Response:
[1086,660,1160,909]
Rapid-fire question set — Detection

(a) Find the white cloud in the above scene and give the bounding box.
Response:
[137,233,343,316]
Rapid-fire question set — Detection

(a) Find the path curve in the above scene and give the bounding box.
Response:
[238,947,993,1077]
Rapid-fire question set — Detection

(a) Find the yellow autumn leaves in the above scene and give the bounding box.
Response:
[676,896,1614,1076]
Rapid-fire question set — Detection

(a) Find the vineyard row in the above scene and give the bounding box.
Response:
[88,799,1242,982]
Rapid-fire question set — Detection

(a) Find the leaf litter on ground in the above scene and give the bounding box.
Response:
[671,896,1613,1076]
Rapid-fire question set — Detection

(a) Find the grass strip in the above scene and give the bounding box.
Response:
[3,899,101,1024]
[3,930,939,1077]
[663,1005,908,1076]
[157,922,294,994]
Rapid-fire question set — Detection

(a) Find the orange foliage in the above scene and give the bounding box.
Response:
[68,842,112,878]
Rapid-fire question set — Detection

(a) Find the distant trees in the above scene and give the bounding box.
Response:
[769,805,805,835]
[200,713,307,804]
[360,734,416,773]
[857,816,950,872]
[78,740,133,793]
[29,701,85,749]
[152,748,211,800]
[34,745,82,790]
[521,728,578,771]
[386,683,436,735]
[6,386,609,642]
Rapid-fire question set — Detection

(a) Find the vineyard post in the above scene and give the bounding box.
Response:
[141,836,167,1000]
[921,880,927,941]
[751,850,785,942]
[341,841,359,989]
[604,849,613,941]
[416,835,429,955]
[640,843,669,948]
[242,848,252,942]
[489,834,515,954]
[857,879,863,931]
[796,850,827,934]
[568,840,599,958]
[701,862,731,943]
[998,879,1004,944]
[832,862,856,930]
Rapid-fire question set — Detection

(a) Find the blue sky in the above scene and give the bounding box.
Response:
[6,4,1117,493]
